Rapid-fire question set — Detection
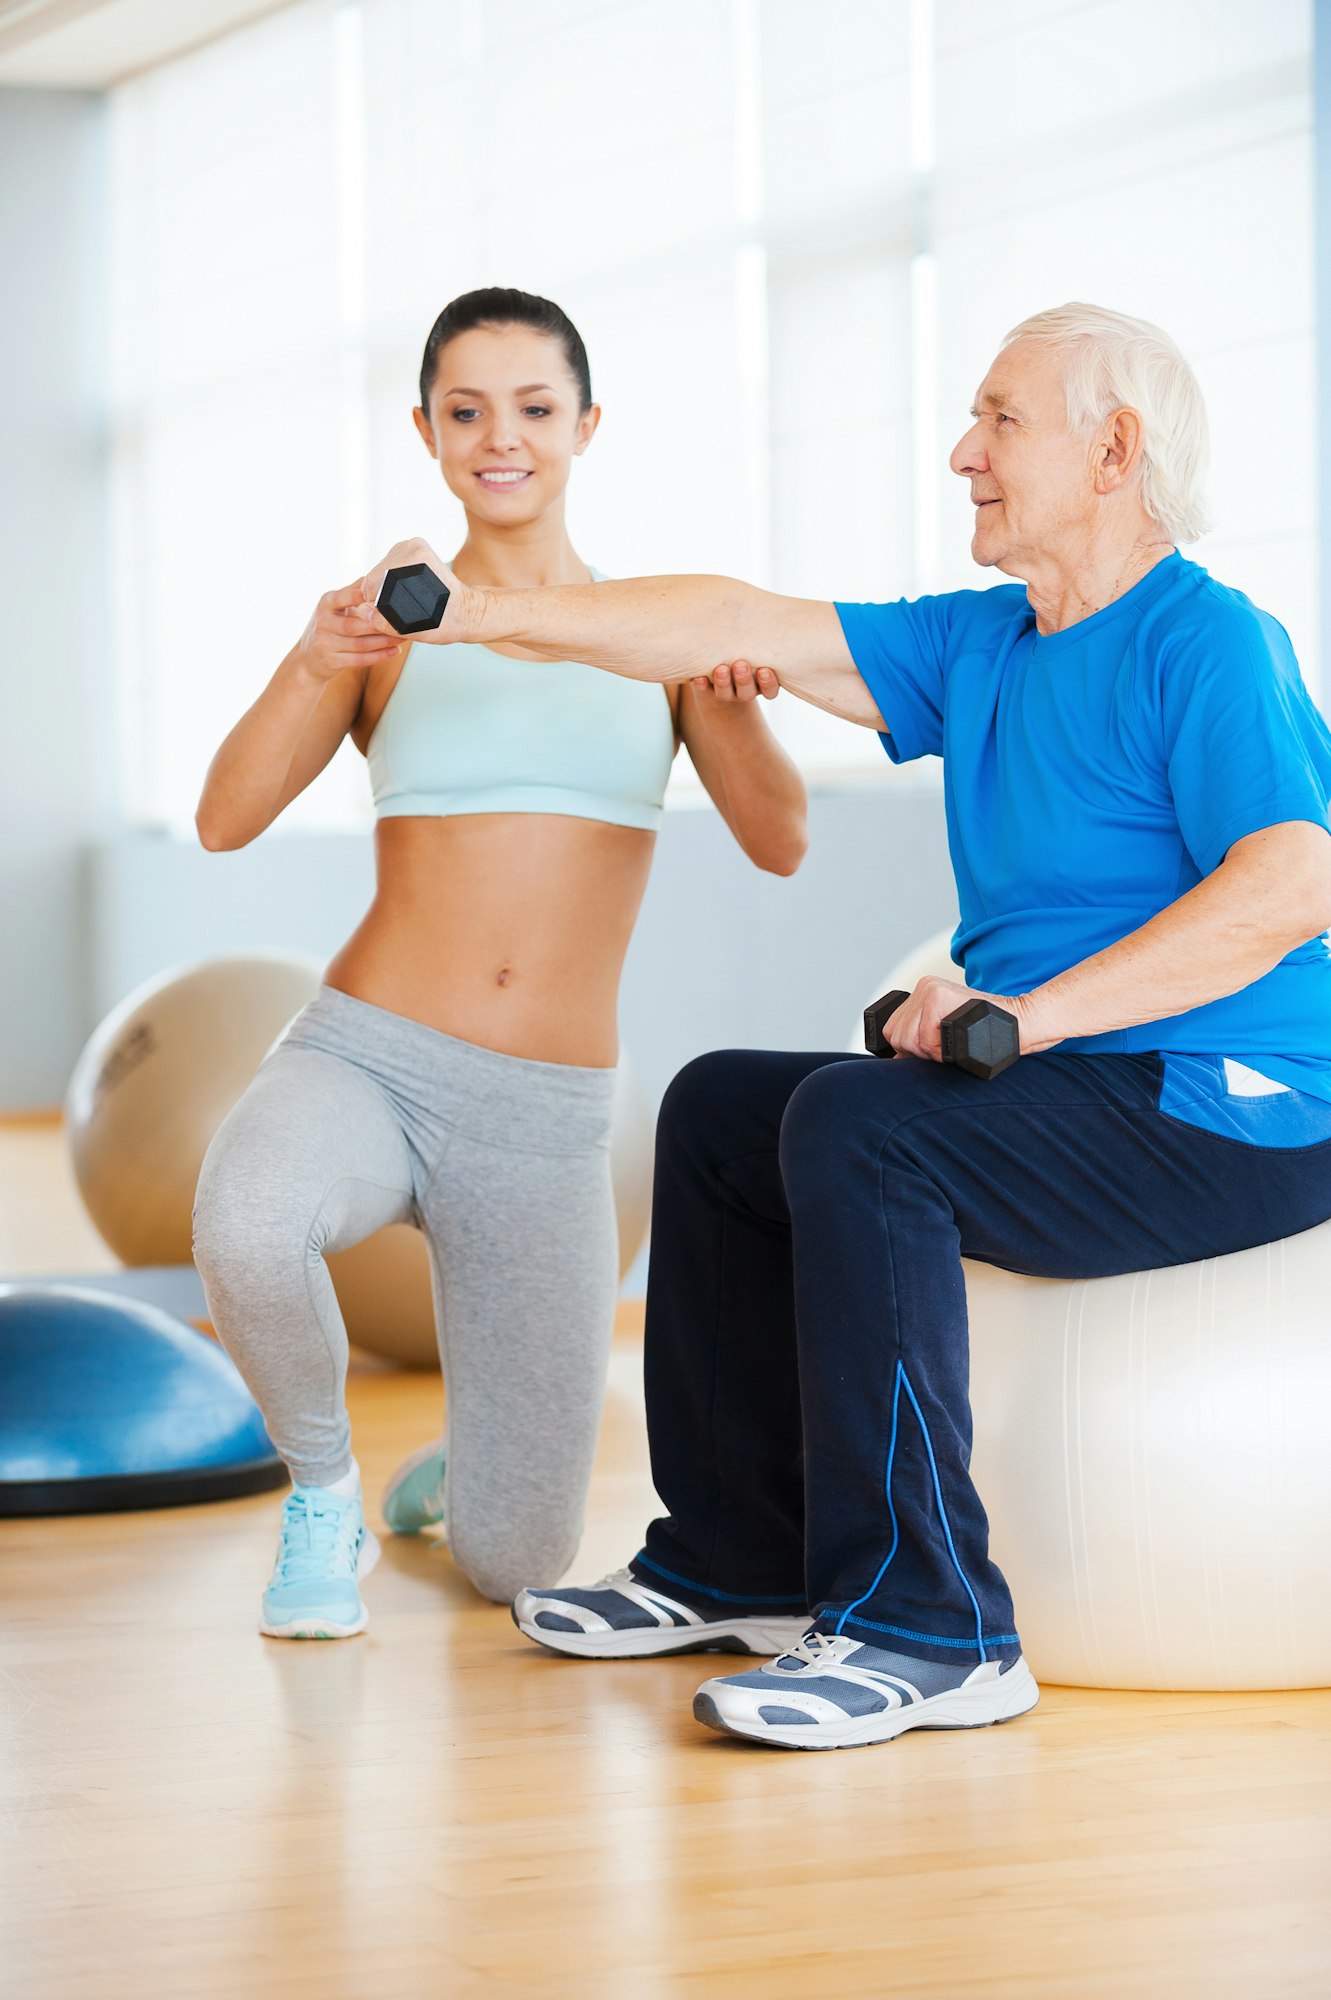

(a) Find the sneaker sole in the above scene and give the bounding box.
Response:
[259,1611,369,1640]
[693,1657,1041,1750]
[382,1438,447,1536]
[512,1606,808,1661]
[258,1530,381,1642]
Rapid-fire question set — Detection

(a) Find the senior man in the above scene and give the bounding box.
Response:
[361,303,1331,1753]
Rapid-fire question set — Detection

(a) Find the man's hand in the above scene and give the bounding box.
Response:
[874,976,1031,1061]
[353,539,485,645]
[690,660,780,705]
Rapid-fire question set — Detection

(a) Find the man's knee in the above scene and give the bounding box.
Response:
[659,1048,811,1180]
[778,1057,925,1196]
[659,1049,753,1142]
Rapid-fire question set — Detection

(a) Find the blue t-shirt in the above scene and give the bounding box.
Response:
[835,553,1331,1130]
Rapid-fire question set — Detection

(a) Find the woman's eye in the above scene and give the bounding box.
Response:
[451,408,479,422]
[523,405,551,419]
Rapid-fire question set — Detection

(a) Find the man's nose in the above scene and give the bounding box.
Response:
[950,423,986,478]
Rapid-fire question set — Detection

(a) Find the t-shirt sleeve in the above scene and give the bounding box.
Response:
[1162,609,1331,876]
[833,595,962,762]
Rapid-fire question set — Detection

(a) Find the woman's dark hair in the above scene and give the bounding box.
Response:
[419,287,593,415]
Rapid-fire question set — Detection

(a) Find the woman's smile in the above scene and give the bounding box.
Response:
[476,468,533,490]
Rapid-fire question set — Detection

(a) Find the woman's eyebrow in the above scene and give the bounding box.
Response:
[442,383,554,397]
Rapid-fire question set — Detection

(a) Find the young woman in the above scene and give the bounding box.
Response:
[192,288,807,1640]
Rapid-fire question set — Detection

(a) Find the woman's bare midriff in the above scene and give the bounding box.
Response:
[322,813,657,1068]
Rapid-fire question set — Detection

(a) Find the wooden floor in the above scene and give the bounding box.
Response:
[3,1120,1330,1998]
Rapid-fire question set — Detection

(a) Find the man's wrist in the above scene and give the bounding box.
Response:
[1012,986,1064,1053]
[466,581,505,647]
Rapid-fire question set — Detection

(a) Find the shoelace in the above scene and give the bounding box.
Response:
[276,1492,357,1583]
[773,1630,848,1673]
[592,1568,638,1594]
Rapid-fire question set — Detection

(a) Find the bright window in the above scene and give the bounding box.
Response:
[108,0,1316,830]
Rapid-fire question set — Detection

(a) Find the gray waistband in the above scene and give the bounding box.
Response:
[277,986,618,1152]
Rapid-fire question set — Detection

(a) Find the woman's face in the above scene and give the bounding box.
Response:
[414,323,598,526]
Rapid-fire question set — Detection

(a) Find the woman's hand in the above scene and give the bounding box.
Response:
[354,539,484,645]
[295,582,404,683]
[876,976,1029,1061]
[690,660,780,705]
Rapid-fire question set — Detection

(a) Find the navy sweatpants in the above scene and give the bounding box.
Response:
[631,1048,1331,1665]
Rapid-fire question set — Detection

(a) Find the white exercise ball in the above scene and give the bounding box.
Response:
[66,954,324,1266]
[966,1233,1331,1689]
[609,1052,655,1278]
[854,929,1331,1689]
[849,925,961,1052]
[326,1052,656,1370]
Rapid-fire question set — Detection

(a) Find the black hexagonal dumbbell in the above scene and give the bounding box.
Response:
[376,562,451,636]
[863,988,1020,1080]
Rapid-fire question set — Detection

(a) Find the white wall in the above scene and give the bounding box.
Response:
[0,88,113,1110]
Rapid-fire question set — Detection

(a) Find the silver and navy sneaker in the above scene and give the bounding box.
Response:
[512,1567,808,1660]
[381,1436,447,1535]
[693,1630,1040,1750]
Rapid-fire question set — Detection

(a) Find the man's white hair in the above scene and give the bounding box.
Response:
[1001,303,1212,544]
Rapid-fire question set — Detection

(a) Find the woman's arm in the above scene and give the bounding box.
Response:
[883,823,1331,1060]
[356,542,885,730]
[196,583,402,851]
[674,661,808,877]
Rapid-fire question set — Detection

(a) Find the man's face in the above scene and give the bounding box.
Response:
[949,339,1097,574]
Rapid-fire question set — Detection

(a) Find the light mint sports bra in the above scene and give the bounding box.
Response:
[366,574,675,832]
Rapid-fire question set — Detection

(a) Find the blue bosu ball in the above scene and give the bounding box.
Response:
[0,1284,287,1515]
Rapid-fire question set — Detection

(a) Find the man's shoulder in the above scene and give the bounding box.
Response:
[1147,557,1289,658]
[841,583,1027,625]
[948,582,1031,633]
[1139,559,1305,732]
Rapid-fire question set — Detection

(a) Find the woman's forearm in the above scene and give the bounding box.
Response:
[679,683,808,875]
[196,651,331,850]
[1014,823,1331,1050]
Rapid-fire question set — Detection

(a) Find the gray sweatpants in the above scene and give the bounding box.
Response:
[193,987,619,1602]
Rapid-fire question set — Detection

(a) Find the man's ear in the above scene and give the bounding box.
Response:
[412,405,437,460]
[1092,406,1143,495]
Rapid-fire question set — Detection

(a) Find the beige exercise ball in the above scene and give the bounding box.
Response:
[848,924,960,1052]
[855,931,1331,1689]
[70,956,656,1373]
[326,1053,657,1370]
[66,953,323,1266]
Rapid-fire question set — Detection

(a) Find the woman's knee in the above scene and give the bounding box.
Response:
[192,1133,317,1288]
[192,1139,257,1277]
[448,1502,582,1604]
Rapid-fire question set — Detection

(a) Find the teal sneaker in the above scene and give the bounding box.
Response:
[381,1437,447,1535]
[259,1486,380,1639]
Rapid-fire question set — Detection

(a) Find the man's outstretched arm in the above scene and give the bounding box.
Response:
[357,541,886,730]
